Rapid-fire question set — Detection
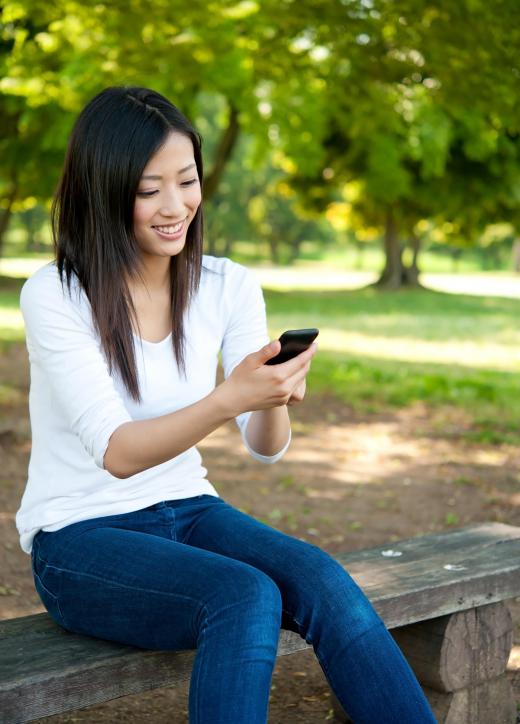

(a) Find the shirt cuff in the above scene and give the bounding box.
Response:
[93,412,133,470]
[242,421,292,465]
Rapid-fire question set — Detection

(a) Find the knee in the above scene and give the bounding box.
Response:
[304,547,381,622]
[301,544,350,588]
[208,563,282,622]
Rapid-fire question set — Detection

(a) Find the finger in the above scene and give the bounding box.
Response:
[288,389,305,405]
[274,342,317,375]
[283,362,311,394]
[287,380,306,405]
[251,340,281,367]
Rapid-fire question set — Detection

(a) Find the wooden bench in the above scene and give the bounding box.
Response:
[1,521,519,724]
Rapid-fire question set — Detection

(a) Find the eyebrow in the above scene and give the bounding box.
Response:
[141,163,196,180]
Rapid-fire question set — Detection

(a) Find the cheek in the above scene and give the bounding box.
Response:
[133,200,149,226]
[188,185,202,213]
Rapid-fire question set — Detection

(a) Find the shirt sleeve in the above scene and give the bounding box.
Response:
[20,269,133,469]
[220,264,291,464]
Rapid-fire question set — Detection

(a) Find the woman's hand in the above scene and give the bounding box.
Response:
[220,339,317,417]
[287,379,306,406]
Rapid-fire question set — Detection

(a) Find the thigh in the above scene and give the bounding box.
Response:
[184,501,359,626]
[31,523,278,651]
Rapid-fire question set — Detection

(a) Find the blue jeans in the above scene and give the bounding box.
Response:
[32,494,436,724]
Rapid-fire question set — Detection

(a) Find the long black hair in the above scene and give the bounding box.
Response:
[52,86,204,401]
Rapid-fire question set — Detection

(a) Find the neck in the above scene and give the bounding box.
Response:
[132,255,171,294]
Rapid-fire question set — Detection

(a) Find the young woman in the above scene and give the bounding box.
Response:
[16,86,436,724]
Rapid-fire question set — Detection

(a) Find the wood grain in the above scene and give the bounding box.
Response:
[391,602,513,691]
[2,522,519,724]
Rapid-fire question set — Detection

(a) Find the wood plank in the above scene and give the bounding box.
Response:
[336,522,520,628]
[1,522,519,723]
[331,676,517,724]
[422,676,517,724]
[390,603,513,691]
[0,615,197,723]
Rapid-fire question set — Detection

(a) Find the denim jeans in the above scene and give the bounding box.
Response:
[31,494,436,723]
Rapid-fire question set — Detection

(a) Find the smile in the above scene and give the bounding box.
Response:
[152,219,186,239]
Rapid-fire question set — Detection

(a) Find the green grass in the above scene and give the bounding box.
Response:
[0,276,25,345]
[230,240,493,274]
[306,351,519,444]
[265,286,520,346]
[263,285,520,444]
[1,261,519,444]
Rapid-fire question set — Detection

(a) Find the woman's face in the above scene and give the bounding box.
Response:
[133,131,202,261]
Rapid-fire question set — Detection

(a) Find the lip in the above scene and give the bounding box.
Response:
[152,219,187,240]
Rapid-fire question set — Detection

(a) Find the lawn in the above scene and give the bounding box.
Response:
[260,284,520,445]
[1,257,519,444]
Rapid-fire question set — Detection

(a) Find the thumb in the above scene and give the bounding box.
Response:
[260,339,280,362]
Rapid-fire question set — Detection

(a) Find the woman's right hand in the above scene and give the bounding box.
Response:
[219,339,318,417]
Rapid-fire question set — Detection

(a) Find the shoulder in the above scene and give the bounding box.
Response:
[201,255,258,290]
[21,262,76,302]
[20,262,87,323]
[202,254,245,277]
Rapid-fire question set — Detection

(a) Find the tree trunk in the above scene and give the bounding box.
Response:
[268,236,279,264]
[202,104,240,202]
[25,207,40,252]
[374,208,403,288]
[206,234,216,256]
[288,235,302,264]
[0,173,18,258]
[374,211,423,289]
[222,236,233,257]
[403,231,421,286]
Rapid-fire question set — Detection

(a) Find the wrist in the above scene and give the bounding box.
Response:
[211,381,241,420]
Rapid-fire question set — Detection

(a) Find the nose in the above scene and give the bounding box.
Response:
[159,186,186,218]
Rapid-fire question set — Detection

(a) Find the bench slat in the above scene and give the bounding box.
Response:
[336,521,520,627]
[1,522,519,724]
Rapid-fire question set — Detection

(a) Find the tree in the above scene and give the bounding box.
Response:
[2,0,520,280]
[266,0,520,286]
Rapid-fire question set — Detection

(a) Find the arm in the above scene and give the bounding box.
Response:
[107,265,312,475]
[105,393,292,479]
[244,368,310,458]
[220,265,293,462]
[244,407,291,458]
[104,384,234,478]
[105,338,314,478]
[22,265,312,479]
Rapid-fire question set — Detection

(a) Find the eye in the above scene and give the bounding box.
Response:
[181,179,198,186]
[136,190,158,197]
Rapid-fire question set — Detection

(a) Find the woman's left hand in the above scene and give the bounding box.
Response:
[287,379,306,406]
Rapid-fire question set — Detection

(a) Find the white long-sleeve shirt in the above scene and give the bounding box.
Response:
[15,255,291,555]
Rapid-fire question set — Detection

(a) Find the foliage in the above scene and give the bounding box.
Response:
[1,0,520,276]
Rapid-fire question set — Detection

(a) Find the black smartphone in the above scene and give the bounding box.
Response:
[265,328,319,365]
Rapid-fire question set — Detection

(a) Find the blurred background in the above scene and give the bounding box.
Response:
[1,1,519,721]
[2,0,520,440]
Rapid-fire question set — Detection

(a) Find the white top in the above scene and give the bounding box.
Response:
[15,255,291,555]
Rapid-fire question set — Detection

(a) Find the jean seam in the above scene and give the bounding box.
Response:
[35,526,103,561]
[183,499,231,545]
[35,562,217,604]
[33,569,67,623]
[191,602,209,723]
[168,507,176,541]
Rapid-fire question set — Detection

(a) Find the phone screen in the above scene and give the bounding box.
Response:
[265,328,319,365]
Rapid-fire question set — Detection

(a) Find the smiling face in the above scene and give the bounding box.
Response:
[133,131,202,263]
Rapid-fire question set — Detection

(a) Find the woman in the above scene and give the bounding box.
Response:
[16,86,436,723]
